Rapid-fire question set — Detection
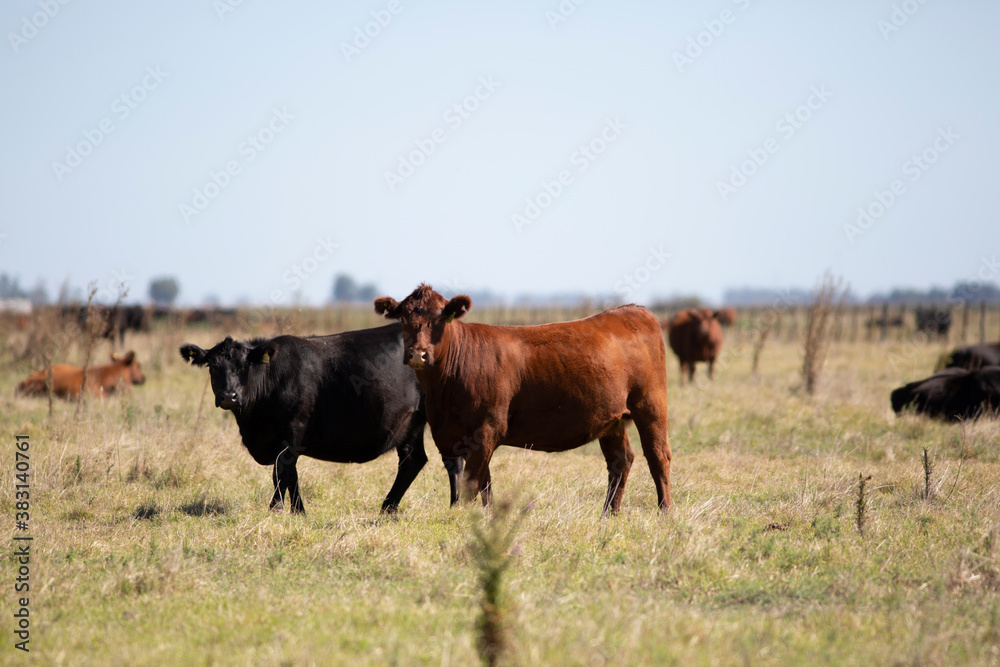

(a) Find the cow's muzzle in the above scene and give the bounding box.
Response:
[217,391,239,410]
[406,348,431,369]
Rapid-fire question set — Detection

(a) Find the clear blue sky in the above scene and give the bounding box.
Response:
[2,1,998,306]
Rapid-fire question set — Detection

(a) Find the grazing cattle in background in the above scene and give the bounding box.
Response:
[16,351,146,400]
[867,315,904,329]
[374,284,672,513]
[915,307,952,338]
[183,308,210,325]
[179,325,459,514]
[939,343,1000,371]
[113,305,150,345]
[60,304,149,347]
[663,308,725,386]
[891,367,1000,421]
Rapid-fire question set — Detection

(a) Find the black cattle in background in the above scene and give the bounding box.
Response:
[61,303,149,347]
[891,366,1000,421]
[180,325,463,513]
[867,314,903,329]
[914,307,952,338]
[939,343,1000,371]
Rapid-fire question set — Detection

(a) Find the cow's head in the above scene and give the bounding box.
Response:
[179,336,254,410]
[111,350,145,385]
[714,308,736,327]
[374,284,471,369]
[890,384,916,415]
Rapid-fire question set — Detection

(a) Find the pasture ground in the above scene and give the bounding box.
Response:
[2,319,999,665]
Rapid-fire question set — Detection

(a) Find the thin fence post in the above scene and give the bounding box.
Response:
[961,302,970,343]
[980,301,987,344]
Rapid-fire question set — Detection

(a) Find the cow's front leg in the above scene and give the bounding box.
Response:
[269,463,285,511]
[444,457,466,506]
[272,446,304,514]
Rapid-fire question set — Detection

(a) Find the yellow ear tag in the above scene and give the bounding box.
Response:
[261,351,270,363]
[446,313,455,324]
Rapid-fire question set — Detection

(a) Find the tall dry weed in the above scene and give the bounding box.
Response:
[802,273,847,395]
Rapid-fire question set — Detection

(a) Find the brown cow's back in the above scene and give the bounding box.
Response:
[17,352,145,400]
[432,306,666,454]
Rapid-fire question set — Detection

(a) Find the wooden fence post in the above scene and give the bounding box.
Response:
[980,301,987,344]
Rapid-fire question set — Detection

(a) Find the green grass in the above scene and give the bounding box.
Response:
[2,325,999,665]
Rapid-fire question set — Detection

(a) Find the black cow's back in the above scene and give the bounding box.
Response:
[946,344,1000,370]
[235,325,424,465]
[892,366,1000,421]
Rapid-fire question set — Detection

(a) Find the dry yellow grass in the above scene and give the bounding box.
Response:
[1,313,998,665]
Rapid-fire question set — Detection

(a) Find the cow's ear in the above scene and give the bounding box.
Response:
[248,343,277,365]
[374,297,402,319]
[442,295,471,323]
[121,351,136,365]
[180,344,208,366]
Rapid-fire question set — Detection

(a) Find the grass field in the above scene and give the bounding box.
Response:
[2,313,999,665]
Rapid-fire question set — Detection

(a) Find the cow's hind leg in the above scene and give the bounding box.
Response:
[631,404,673,511]
[381,420,429,513]
[463,440,497,507]
[599,424,635,516]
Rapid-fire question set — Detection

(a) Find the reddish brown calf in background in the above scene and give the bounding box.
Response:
[663,308,725,386]
[375,284,672,513]
[16,351,146,400]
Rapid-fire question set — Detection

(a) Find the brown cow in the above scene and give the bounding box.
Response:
[663,308,725,386]
[16,351,145,400]
[374,284,672,513]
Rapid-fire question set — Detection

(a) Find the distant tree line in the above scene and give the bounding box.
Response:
[0,273,48,304]
[332,274,379,303]
[876,282,1000,304]
[724,282,1000,306]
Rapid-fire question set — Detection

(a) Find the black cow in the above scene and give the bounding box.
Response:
[941,343,1000,371]
[914,307,952,338]
[179,325,463,513]
[891,366,1000,421]
[61,303,149,347]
